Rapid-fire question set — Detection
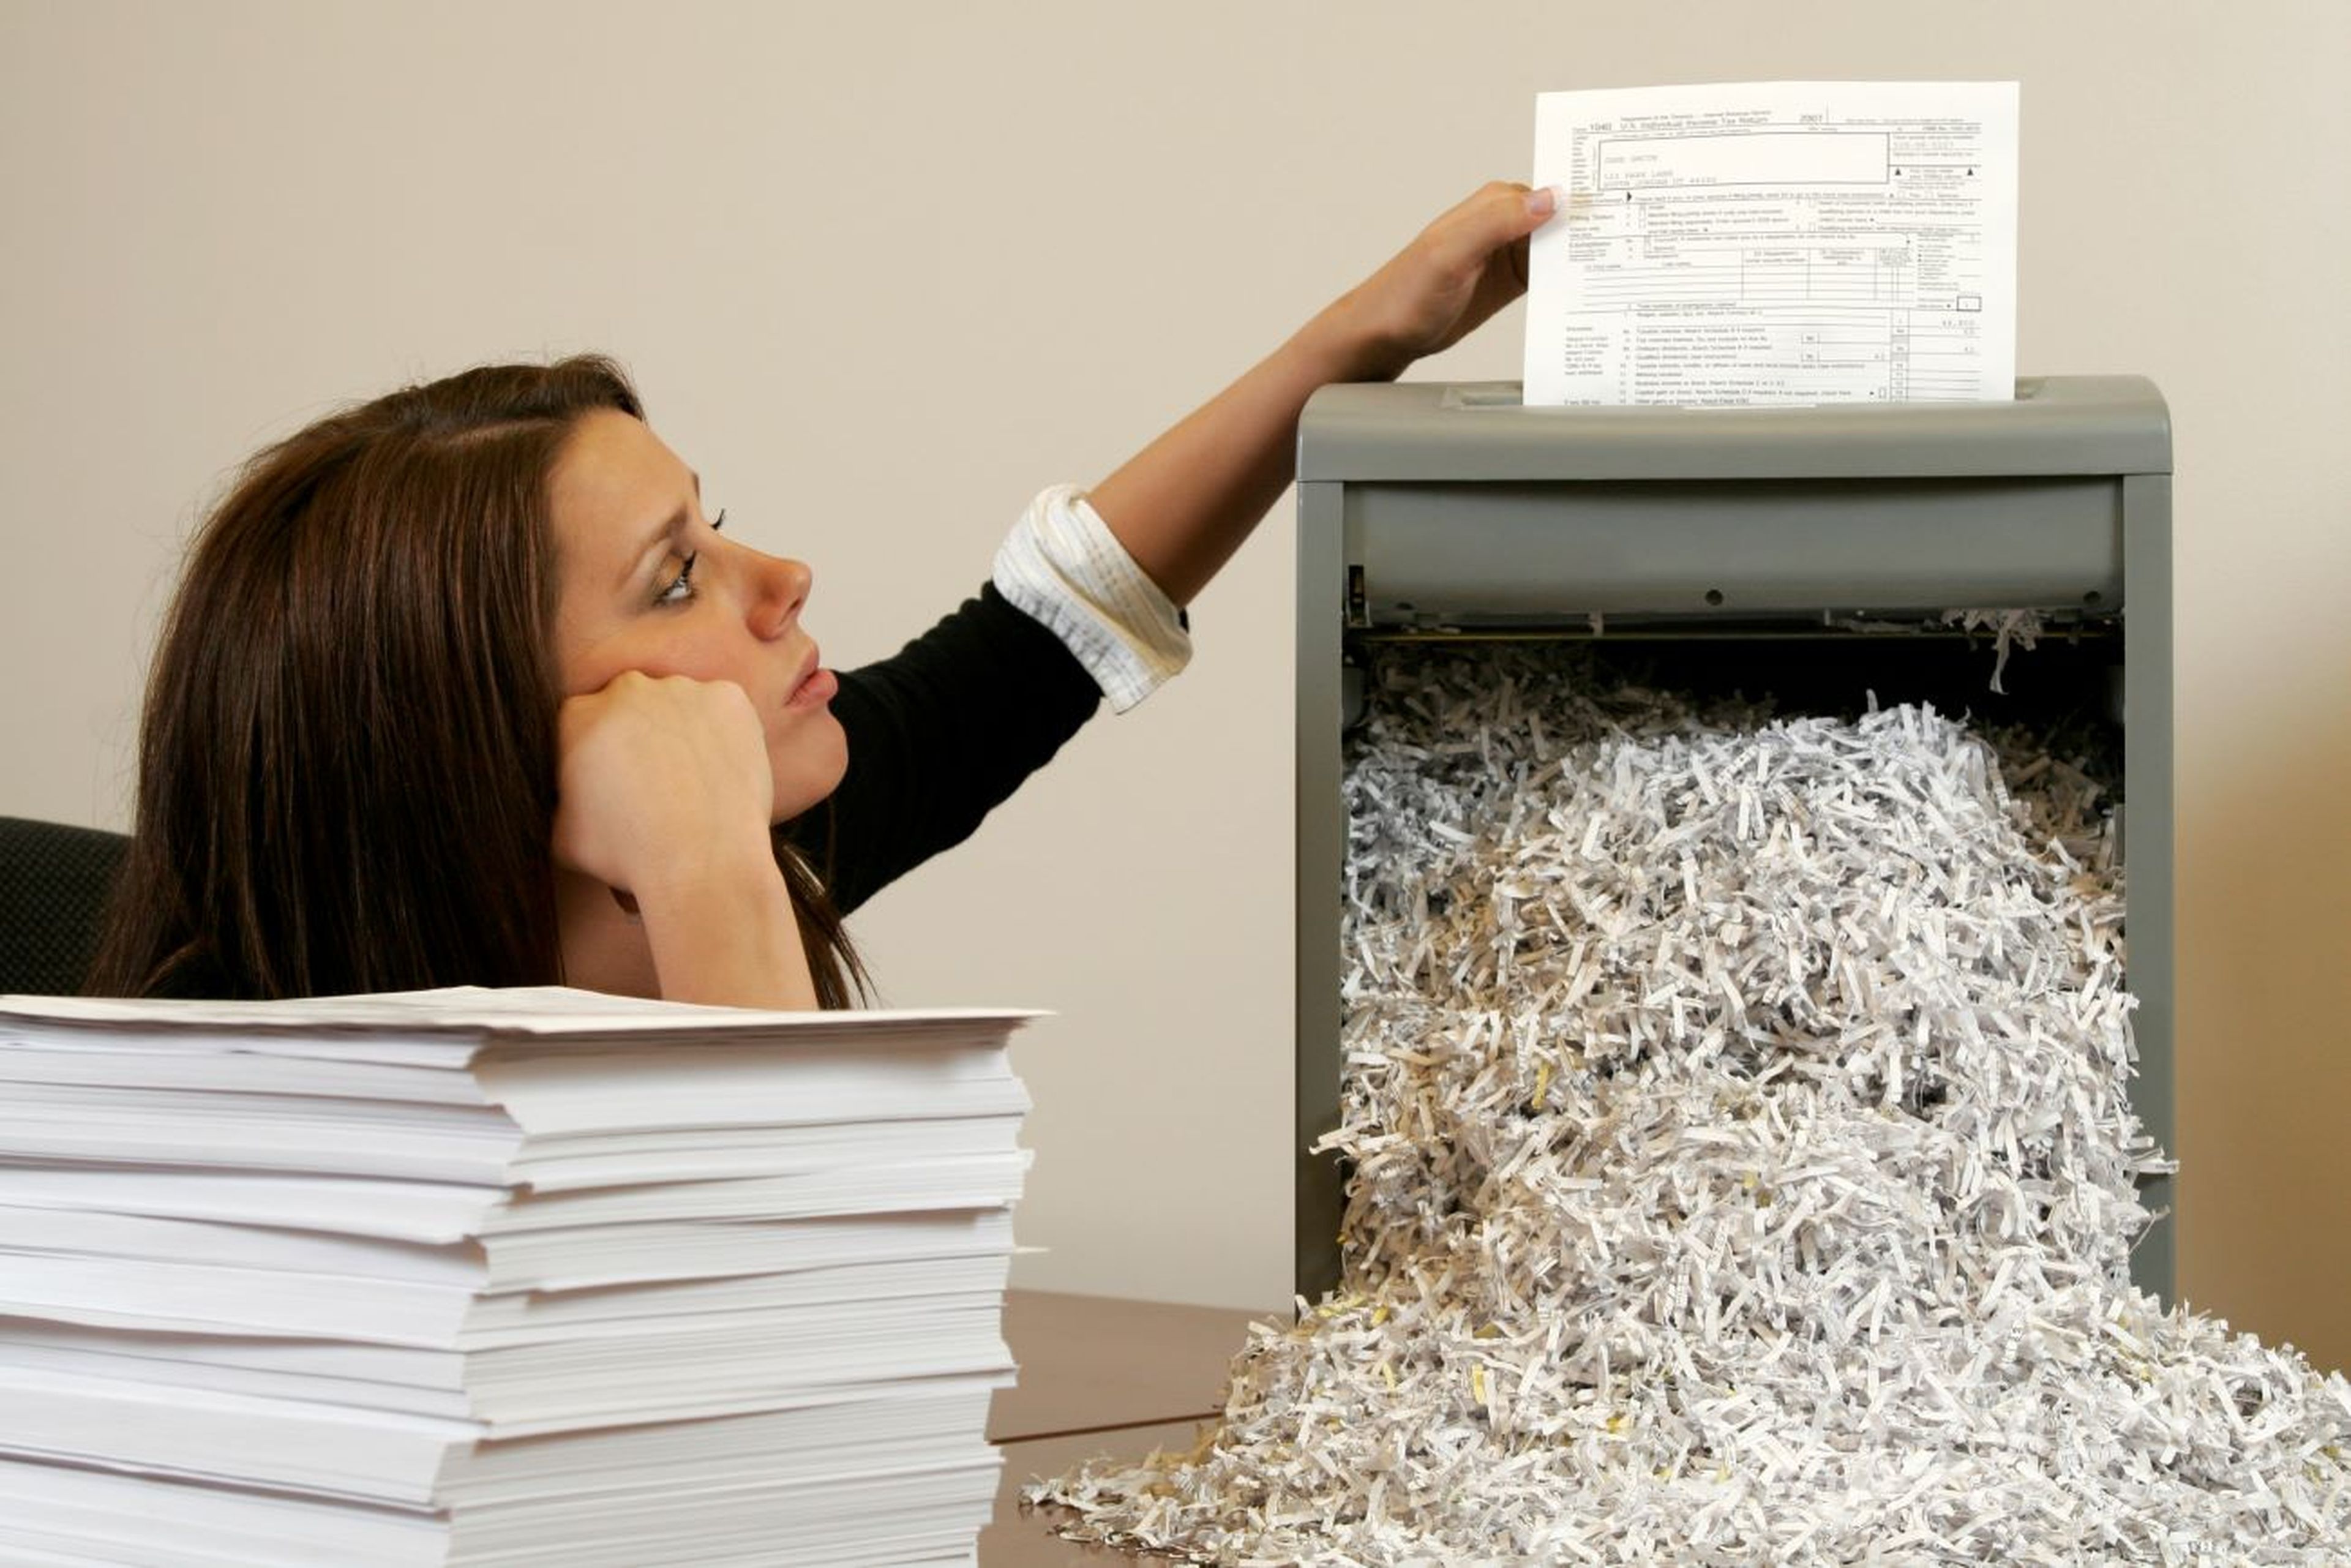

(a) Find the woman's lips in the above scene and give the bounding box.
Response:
[787,661,838,710]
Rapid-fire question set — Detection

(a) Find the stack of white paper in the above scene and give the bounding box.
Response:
[0,986,1037,1567]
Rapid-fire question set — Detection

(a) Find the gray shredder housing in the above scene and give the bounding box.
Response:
[1294,376,2174,1304]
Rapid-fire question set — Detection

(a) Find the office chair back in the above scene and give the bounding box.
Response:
[0,817,129,995]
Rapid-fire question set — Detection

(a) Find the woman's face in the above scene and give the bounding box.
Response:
[549,409,848,819]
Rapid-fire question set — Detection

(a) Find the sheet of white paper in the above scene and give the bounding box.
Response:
[1524,81,2019,405]
[0,985,1041,1041]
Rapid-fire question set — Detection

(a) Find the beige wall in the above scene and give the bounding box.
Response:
[4,2,2344,1365]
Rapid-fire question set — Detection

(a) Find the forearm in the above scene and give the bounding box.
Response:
[1085,182,1551,610]
[635,865,819,1010]
[1087,313,1378,609]
[1090,320,1382,611]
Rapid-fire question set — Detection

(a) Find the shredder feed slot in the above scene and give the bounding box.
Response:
[1349,477,2121,623]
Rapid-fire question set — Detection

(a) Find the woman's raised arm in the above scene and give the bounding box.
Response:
[1087,182,1559,607]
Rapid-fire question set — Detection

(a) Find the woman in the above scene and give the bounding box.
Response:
[88,183,1558,1007]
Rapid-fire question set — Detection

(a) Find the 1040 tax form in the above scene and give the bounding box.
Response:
[1523,81,2019,406]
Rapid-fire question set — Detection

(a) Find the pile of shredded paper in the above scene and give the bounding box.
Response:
[1032,647,2351,1565]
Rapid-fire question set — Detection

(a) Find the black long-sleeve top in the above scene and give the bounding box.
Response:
[782,582,1103,915]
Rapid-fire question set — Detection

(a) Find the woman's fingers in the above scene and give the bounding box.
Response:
[1319,181,1564,380]
[552,670,776,901]
[1411,181,1561,354]
[1419,181,1555,281]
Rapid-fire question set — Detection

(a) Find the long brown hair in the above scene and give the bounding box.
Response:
[87,356,865,1005]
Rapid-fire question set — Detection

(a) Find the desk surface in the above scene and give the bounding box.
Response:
[986,1422,1202,1567]
[991,1288,1262,1441]
[987,1290,1267,1565]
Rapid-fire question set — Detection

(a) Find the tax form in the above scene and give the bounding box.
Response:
[1523,82,2019,405]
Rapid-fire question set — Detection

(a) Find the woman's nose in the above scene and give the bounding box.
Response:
[746,550,812,640]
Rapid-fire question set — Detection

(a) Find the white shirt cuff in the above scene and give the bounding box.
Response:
[991,484,1193,714]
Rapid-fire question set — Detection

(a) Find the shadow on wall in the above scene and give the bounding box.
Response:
[2175,702,2351,1375]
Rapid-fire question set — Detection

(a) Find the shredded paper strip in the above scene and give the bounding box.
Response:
[1031,647,2351,1566]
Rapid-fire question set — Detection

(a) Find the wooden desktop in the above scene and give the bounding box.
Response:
[983,1289,1267,1566]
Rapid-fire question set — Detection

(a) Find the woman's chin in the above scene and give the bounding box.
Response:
[770,727,850,822]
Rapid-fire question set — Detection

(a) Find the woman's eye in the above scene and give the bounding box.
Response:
[654,551,699,606]
[652,511,722,606]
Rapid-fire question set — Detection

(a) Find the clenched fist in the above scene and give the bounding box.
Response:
[552,669,778,907]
